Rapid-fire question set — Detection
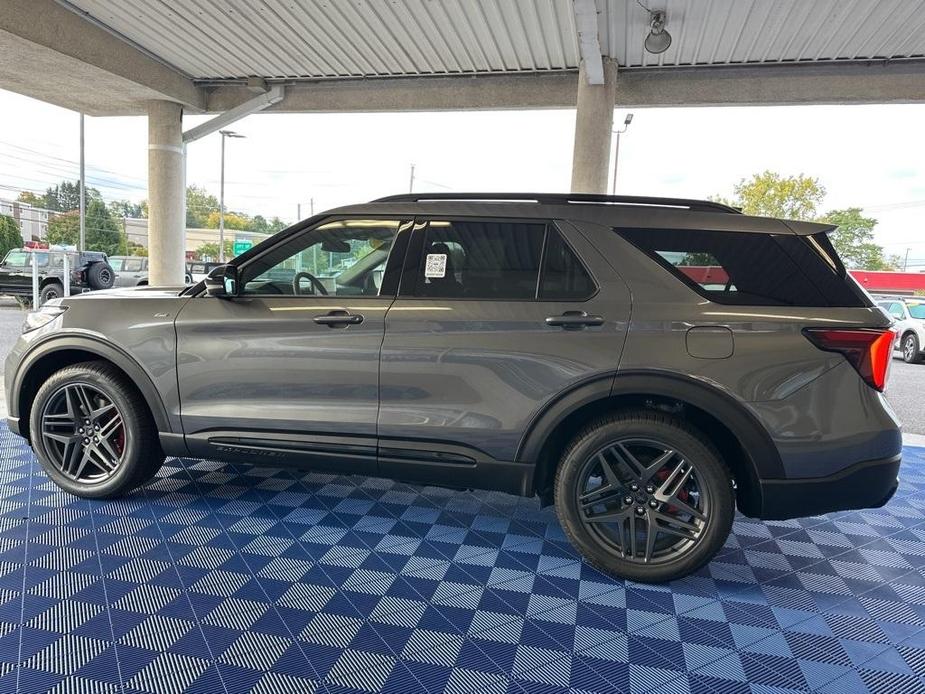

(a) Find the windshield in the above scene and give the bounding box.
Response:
[908,303,925,319]
[3,251,29,266]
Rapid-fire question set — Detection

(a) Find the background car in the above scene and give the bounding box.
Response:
[187,261,223,284]
[0,247,115,305]
[875,295,925,363]
[109,255,148,288]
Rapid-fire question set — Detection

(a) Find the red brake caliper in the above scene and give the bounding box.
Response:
[655,467,690,515]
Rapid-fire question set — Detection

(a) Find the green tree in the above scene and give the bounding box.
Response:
[16,191,44,207]
[0,214,23,258]
[720,171,826,220]
[46,199,121,255]
[108,199,146,218]
[821,208,900,271]
[205,210,251,230]
[195,240,233,260]
[186,185,220,228]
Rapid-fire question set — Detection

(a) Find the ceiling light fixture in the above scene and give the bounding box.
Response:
[644,10,672,54]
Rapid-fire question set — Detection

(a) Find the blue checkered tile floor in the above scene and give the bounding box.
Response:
[1,424,924,694]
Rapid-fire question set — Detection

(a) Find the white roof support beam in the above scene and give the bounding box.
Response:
[572,0,605,85]
[182,84,285,143]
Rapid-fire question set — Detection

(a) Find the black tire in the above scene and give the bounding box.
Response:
[554,409,735,583]
[39,282,63,305]
[902,333,922,364]
[86,262,115,290]
[29,361,164,498]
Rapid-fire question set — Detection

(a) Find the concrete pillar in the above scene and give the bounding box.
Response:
[147,100,186,286]
[570,58,617,194]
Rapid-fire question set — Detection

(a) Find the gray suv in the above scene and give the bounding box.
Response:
[4,193,902,582]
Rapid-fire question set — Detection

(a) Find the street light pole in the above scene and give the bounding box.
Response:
[611,113,634,196]
[79,113,85,251]
[218,130,245,263]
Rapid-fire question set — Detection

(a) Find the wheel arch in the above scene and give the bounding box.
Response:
[12,336,172,441]
[517,370,783,517]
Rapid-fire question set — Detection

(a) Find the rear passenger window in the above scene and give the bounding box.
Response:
[619,228,865,307]
[415,220,544,299]
[540,228,595,300]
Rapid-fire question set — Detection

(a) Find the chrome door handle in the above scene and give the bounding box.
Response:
[313,310,363,327]
[545,311,604,330]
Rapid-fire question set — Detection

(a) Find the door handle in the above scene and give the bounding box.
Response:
[545,311,604,330]
[313,310,363,327]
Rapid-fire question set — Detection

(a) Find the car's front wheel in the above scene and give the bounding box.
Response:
[903,333,922,364]
[555,410,735,583]
[29,361,164,498]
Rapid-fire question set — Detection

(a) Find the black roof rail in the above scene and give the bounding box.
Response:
[371,192,741,214]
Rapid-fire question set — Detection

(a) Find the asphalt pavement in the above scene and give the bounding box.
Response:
[0,300,920,435]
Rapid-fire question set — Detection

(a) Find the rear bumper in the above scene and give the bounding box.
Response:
[757,453,901,520]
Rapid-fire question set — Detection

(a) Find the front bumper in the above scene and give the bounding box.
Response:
[6,416,22,438]
[757,453,901,520]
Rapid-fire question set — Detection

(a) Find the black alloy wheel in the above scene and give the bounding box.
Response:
[40,382,126,483]
[554,410,734,582]
[575,438,709,565]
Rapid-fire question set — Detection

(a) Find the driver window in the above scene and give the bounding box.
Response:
[240,219,400,297]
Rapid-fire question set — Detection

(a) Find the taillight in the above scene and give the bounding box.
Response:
[803,328,896,392]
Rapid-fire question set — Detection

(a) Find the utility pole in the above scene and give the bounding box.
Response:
[409,164,415,193]
[297,203,301,221]
[904,248,912,272]
[79,113,85,251]
[218,130,245,263]
[611,113,633,196]
[310,198,314,215]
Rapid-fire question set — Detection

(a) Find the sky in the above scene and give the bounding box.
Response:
[1,88,924,265]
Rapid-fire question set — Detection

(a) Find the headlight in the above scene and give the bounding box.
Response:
[22,305,67,334]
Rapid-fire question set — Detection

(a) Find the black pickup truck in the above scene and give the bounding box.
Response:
[0,248,115,305]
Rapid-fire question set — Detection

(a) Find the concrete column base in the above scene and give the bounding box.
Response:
[147,100,186,286]
[570,58,617,194]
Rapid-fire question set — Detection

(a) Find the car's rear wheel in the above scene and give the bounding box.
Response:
[554,410,734,583]
[902,333,921,364]
[29,361,164,498]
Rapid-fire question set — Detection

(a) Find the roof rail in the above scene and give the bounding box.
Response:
[371,192,741,214]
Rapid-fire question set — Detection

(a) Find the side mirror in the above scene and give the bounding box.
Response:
[204,264,239,298]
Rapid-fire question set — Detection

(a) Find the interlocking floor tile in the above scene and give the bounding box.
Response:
[1,425,924,693]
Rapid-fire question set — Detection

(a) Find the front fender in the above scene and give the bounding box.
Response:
[9,333,174,436]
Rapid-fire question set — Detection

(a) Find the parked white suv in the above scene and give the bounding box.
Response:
[877,296,925,363]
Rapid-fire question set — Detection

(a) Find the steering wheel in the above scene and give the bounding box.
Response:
[292,271,328,295]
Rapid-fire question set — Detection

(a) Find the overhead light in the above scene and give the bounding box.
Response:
[644,10,672,54]
[624,114,634,126]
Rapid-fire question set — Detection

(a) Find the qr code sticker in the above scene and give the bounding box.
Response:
[425,253,447,278]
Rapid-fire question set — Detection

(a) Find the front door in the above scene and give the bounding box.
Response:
[378,217,631,489]
[175,217,410,475]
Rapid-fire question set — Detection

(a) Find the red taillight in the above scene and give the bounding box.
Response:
[803,328,896,391]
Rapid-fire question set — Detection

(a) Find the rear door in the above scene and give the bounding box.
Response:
[377,217,631,488]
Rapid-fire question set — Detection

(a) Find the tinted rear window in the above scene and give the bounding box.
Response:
[619,228,865,307]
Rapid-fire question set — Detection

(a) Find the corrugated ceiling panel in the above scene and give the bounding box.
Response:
[66,0,925,79]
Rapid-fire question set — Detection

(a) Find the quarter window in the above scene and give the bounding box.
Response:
[414,220,545,299]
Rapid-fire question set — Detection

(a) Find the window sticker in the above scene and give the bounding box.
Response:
[425,253,447,278]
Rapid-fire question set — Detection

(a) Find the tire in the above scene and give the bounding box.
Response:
[29,361,165,498]
[86,262,115,290]
[902,333,922,364]
[39,282,63,305]
[554,409,735,583]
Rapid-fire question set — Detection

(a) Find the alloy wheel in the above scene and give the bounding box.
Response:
[575,438,710,564]
[905,336,915,361]
[40,383,126,483]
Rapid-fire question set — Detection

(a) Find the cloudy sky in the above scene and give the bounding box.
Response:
[1,89,924,265]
